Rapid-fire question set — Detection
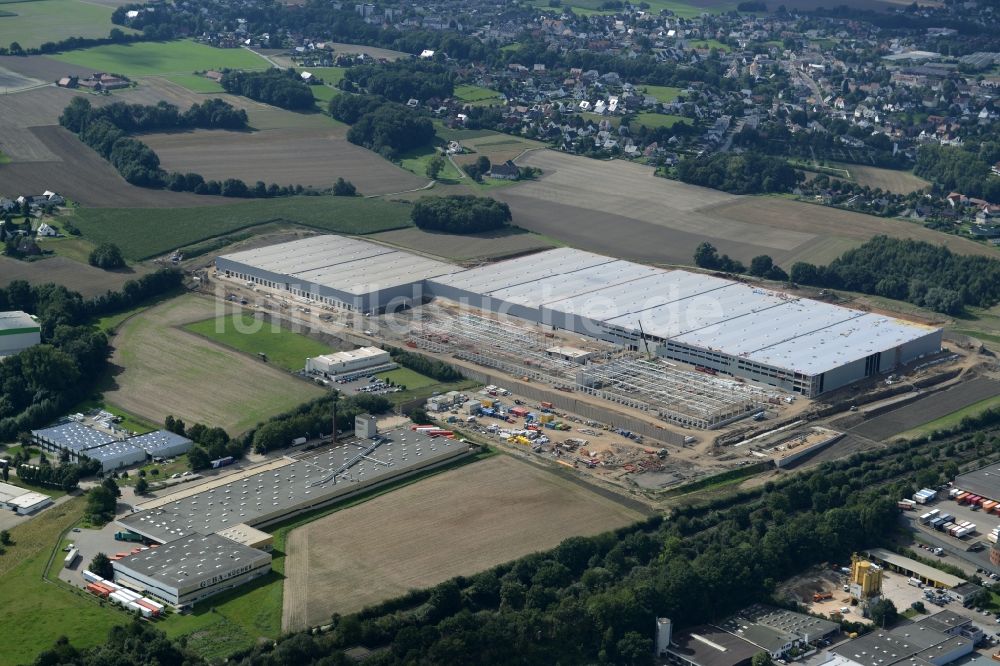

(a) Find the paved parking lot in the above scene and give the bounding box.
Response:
[57,506,138,589]
[903,495,1000,576]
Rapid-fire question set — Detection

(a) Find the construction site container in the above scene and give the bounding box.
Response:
[481,399,494,408]
[509,407,529,418]
[955,527,971,538]
[540,401,553,410]
[940,513,954,522]
[898,501,915,510]
[989,532,999,544]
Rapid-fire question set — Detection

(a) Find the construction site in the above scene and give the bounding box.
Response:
[405,305,780,430]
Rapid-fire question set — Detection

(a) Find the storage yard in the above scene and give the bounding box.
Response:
[281,453,645,630]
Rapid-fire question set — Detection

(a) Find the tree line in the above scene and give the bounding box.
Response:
[788,235,1000,314]
[676,152,803,194]
[914,144,1000,202]
[693,243,790,281]
[59,98,305,197]
[340,60,454,104]
[0,270,181,441]
[328,94,435,160]
[411,195,512,234]
[249,392,391,455]
[221,69,315,111]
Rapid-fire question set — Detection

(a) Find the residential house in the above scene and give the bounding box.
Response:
[489,160,520,180]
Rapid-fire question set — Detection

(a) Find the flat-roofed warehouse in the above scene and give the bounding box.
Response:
[215,236,459,313]
[953,466,1000,504]
[112,533,272,606]
[426,248,941,397]
[118,428,469,544]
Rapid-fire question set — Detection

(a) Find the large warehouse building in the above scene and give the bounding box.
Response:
[218,236,941,398]
[113,423,470,606]
[216,235,458,313]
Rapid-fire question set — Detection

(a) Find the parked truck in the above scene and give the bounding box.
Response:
[210,456,235,469]
[114,531,143,543]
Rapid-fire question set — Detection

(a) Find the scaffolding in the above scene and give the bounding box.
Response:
[577,358,769,429]
[408,308,775,430]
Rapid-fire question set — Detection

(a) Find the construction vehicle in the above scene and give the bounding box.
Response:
[812,592,833,602]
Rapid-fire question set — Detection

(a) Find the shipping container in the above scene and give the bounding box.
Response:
[920,511,935,524]
[139,597,164,611]
[990,532,999,544]
[136,599,161,617]
[956,492,970,503]
[898,501,915,510]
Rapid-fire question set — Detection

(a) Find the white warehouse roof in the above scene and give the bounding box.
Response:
[0,311,40,332]
[218,236,458,295]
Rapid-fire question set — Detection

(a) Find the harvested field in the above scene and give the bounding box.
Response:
[368,226,556,261]
[141,127,424,194]
[451,133,545,170]
[309,42,409,61]
[832,163,931,194]
[0,125,232,207]
[0,54,90,81]
[0,66,41,91]
[106,294,324,434]
[0,255,151,297]
[281,454,643,630]
[849,378,1000,442]
[498,151,997,267]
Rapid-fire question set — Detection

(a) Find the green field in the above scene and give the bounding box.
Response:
[185,313,333,372]
[0,0,132,49]
[310,84,339,104]
[164,73,225,93]
[632,113,692,129]
[899,394,1000,440]
[688,38,731,52]
[639,84,684,103]
[399,146,462,182]
[71,196,413,260]
[434,123,501,142]
[531,0,737,18]
[52,40,267,78]
[376,367,438,391]
[0,498,123,666]
[300,66,345,86]
[454,84,503,105]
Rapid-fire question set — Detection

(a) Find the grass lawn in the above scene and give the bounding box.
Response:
[639,84,684,103]
[433,122,499,142]
[35,234,97,265]
[95,287,186,332]
[376,367,438,391]
[163,73,225,93]
[0,151,10,164]
[898,394,1000,440]
[0,497,123,666]
[310,84,339,104]
[398,146,461,182]
[299,66,345,86]
[0,0,133,49]
[454,84,502,105]
[687,38,732,51]
[118,455,189,487]
[52,40,267,78]
[72,195,413,260]
[631,113,692,130]
[184,312,333,372]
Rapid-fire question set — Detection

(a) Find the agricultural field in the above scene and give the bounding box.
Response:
[163,73,225,93]
[0,0,132,49]
[0,64,42,92]
[104,294,324,433]
[450,132,545,170]
[184,312,333,372]
[71,195,414,260]
[531,0,738,18]
[141,125,423,194]
[831,163,932,194]
[495,150,998,268]
[51,39,268,78]
[368,226,556,261]
[631,112,692,130]
[281,454,643,630]
[0,255,151,297]
[849,378,1000,442]
[638,84,684,103]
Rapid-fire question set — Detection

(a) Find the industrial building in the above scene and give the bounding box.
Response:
[32,419,193,471]
[953,466,1000,506]
[830,611,977,666]
[113,421,470,606]
[128,430,194,459]
[427,248,942,398]
[0,481,52,514]
[658,606,838,666]
[215,235,458,313]
[218,236,941,399]
[0,310,40,358]
[118,428,469,543]
[306,346,392,377]
[111,533,272,606]
[83,440,147,473]
[863,548,966,588]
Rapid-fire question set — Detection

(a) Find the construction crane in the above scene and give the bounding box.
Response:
[637,320,653,359]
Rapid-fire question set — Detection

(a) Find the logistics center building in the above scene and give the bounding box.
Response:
[218,237,942,398]
[215,235,458,313]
